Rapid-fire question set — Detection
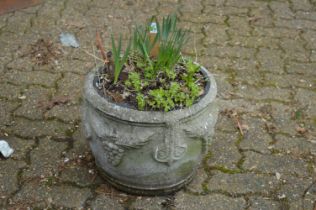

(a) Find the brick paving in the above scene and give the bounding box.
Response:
[0,0,316,209]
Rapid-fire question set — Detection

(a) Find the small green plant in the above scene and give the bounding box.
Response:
[111,34,131,84]
[155,15,187,73]
[131,14,187,79]
[98,14,205,112]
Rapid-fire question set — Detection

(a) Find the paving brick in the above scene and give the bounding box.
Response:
[90,194,124,210]
[203,23,229,45]
[216,99,267,114]
[264,73,314,89]
[11,180,92,209]
[227,16,252,36]
[49,185,92,208]
[249,7,274,27]
[295,88,316,116]
[175,192,246,210]
[0,100,19,128]
[3,70,61,87]
[0,83,22,100]
[225,0,267,8]
[45,104,81,122]
[257,48,284,73]
[181,13,225,24]
[253,27,301,39]
[286,62,316,76]
[243,151,310,177]
[302,183,316,210]
[239,116,273,154]
[185,167,208,193]
[248,196,280,210]
[213,75,235,98]
[280,38,309,62]
[277,176,314,202]
[311,49,316,62]
[270,1,294,19]
[205,45,256,59]
[11,180,57,208]
[5,11,32,33]
[182,32,204,55]
[296,11,316,21]
[56,72,85,104]
[229,35,280,50]
[268,102,298,136]
[0,160,26,198]
[204,5,248,16]
[237,86,292,102]
[215,113,238,133]
[291,0,314,11]
[8,118,74,139]
[130,196,166,210]
[234,69,264,86]
[273,134,316,156]
[207,172,279,194]
[208,132,242,170]
[3,137,35,161]
[14,86,53,120]
[21,137,67,180]
[198,56,233,71]
[60,165,101,187]
[275,19,316,30]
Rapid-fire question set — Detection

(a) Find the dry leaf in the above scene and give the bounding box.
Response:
[296,126,307,134]
[38,96,70,111]
[96,31,108,63]
[275,172,281,180]
[241,124,249,131]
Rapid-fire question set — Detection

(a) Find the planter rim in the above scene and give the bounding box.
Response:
[84,65,217,124]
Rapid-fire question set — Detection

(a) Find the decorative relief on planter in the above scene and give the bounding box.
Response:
[85,102,216,167]
[98,131,155,166]
[84,107,156,166]
[182,109,216,153]
[154,121,187,165]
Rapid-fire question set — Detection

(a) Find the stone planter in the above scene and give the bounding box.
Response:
[83,65,218,195]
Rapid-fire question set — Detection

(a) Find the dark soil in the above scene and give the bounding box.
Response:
[93,58,207,111]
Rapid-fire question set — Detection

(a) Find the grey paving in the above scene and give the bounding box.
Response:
[0,0,315,209]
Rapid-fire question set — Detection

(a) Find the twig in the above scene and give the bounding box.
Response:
[193,31,198,62]
[92,44,98,67]
[80,48,104,62]
[96,31,108,63]
[224,109,245,136]
[235,115,244,136]
[102,80,107,97]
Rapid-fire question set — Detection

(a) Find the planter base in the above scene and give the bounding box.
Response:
[96,163,195,195]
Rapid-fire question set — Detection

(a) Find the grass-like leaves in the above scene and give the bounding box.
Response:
[111,34,131,84]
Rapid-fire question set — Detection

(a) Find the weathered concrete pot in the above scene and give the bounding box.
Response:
[83,65,218,195]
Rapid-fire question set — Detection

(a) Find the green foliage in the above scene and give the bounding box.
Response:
[132,26,154,66]
[148,88,175,112]
[182,60,200,83]
[131,14,187,79]
[183,59,202,106]
[155,15,187,72]
[111,34,131,84]
[125,72,142,92]
[147,78,202,111]
[123,56,203,111]
[108,15,204,112]
[136,93,146,110]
